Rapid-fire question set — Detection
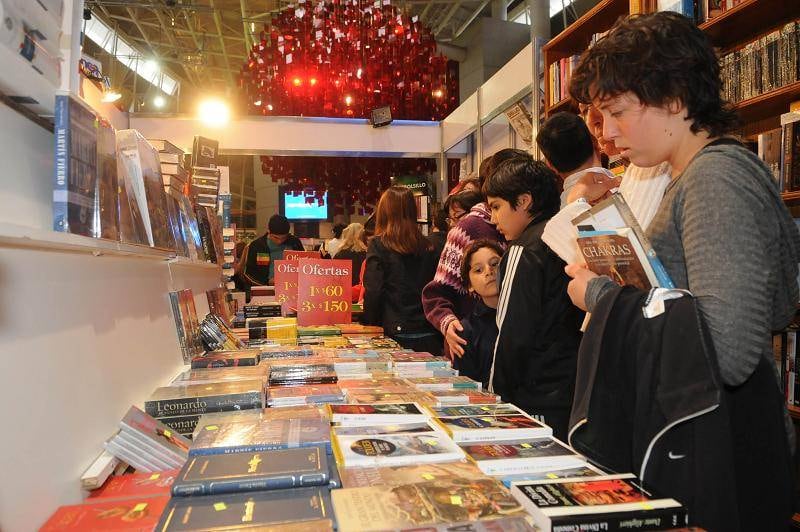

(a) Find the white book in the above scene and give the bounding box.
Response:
[332,420,443,437]
[459,437,586,476]
[435,413,552,442]
[80,450,121,490]
[328,403,429,426]
[333,432,465,468]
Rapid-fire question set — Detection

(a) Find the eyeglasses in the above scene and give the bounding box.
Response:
[447,210,466,224]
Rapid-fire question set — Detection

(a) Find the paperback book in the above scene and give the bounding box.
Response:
[268,384,345,406]
[172,445,329,496]
[459,437,586,476]
[41,495,170,531]
[406,376,482,391]
[168,289,204,364]
[119,406,191,466]
[333,432,465,467]
[340,460,487,489]
[190,348,260,368]
[501,463,605,488]
[429,390,502,406]
[189,417,331,456]
[332,420,442,436]
[332,477,524,531]
[170,365,268,386]
[144,380,265,418]
[328,402,429,425]
[435,415,552,442]
[428,404,528,418]
[510,474,687,531]
[87,470,178,501]
[155,486,333,531]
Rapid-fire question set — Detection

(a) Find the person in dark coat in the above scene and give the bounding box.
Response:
[240,214,304,286]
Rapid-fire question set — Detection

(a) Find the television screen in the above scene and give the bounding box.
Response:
[283,190,328,220]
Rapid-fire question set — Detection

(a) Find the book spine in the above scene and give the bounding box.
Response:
[144,391,263,417]
[53,94,70,232]
[550,507,688,531]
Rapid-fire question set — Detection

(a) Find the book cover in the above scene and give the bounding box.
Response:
[435,415,552,442]
[191,135,219,168]
[148,139,184,155]
[329,402,428,425]
[460,437,585,476]
[164,194,187,257]
[346,391,438,406]
[41,495,170,531]
[501,463,605,488]
[576,229,656,291]
[156,414,201,437]
[171,366,267,386]
[119,406,191,464]
[190,349,260,368]
[332,478,524,531]
[177,195,205,261]
[333,433,464,467]
[333,421,441,437]
[189,418,331,456]
[116,143,149,245]
[155,486,333,531]
[510,474,687,531]
[268,384,345,406]
[53,93,97,238]
[396,516,536,531]
[95,117,120,240]
[87,470,178,501]
[406,376,482,391]
[144,380,265,418]
[429,404,527,418]
[104,433,167,473]
[429,390,501,406]
[169,289,204,364]
[172,446,328,496]
[340,460,487,489]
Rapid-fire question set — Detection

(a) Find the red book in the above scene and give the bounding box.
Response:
[40,495,169,531]
[86,470,179,501]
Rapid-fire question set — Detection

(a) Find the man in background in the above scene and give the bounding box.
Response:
[240,214,305,286]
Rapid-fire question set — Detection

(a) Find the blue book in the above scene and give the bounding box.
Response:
[172,446,329,496]
[155,486,334,531]
[189,418,331,456]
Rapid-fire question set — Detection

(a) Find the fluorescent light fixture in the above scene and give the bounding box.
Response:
[83,16,179,96]
[198,98,230,126]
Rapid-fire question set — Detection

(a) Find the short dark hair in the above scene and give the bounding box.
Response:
[569,11,738,137]
[537,112,595,173]
[268,214,291,235]
[478,148,527,185]
[482,153,561,221]
[433,206,449,232]
[445,190,483,215]
[461,239,505,289]
[332,223,347,239]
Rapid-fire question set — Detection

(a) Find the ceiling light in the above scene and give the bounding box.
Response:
[198,98,230,126]
[344,95,353,106]
[153,95,166,108]
[101,90,122,103]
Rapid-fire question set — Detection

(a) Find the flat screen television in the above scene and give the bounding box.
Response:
[280,189,329,221]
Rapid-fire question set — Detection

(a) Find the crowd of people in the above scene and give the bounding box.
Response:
[233,12,798,530]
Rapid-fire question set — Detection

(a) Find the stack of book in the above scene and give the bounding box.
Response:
[221,226,236,287]
[168,288,204,364]
[198,314,246,352]
[190,348,261,368]
[190,415,332,455]
[244,302,283,318]
[190,136,221,209]
[148,138,187,198]
[431,404,553,443]
[103,406,190,473]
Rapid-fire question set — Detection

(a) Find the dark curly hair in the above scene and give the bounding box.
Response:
[482,153,561,222]
[460,239,505,290]
[536,112,595,173]
[569,11,738,138]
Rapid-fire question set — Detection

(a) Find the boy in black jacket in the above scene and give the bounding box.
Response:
[483,153,583,440]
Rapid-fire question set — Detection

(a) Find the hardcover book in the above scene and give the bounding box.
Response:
[168,289,204,364]
[268,384,345,406]
[501,464,605,488]
[340,460,487,489]
[406,376,482,391]
[328,402,429,425]
[41,495,170,531]
[332,478,525,531]
[170,366,268,386]
[510,474,687,531]
[87,470,178,501]
[155,486,333,531]
[346,391,438,406]
[177,195,205,261]
[459,437,586,476]
[576,229,658,291]
[429,404,527,418]
[144,380,265,418]
[189,417,331,456]
[119,406,191,466]
[190,348,260,368]
[333,432,465,467]
[332,420,441,436]
[435,415,552,442]
[172,446,329,496]
[429,390,502,406]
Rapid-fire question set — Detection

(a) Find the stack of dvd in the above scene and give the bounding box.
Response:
[199,314,246,351]
[103,406,190,473]
[148,138,187,198]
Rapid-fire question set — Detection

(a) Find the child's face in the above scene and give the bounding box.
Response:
[468,247,500,300]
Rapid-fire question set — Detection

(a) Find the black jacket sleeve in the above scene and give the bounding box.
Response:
[361,240,384,326]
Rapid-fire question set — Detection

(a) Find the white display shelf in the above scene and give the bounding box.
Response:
[0,221,219,270]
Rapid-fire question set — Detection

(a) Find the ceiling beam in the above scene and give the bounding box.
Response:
[150,6,210,86]
[435,1,462,34]
[453,0,491,38]
[102,14,247,41]
[209,0,234,86]
[240,0,252,52]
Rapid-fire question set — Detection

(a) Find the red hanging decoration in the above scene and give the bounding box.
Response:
[240,0,458,120]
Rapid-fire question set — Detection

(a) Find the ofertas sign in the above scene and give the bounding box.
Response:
[296,258,352,326]
[273,260,299,315]
[283,250,320,261]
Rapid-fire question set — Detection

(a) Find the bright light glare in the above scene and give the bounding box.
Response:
[153,95,166,108]
[101,90,122,103]
[198,98,230,126]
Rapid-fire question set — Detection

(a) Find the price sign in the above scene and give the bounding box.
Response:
[296,258,352,326]
[273,260,299,315]
[283,250,320,261]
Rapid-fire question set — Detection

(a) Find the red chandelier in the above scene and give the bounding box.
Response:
[261,155,438,214]
[240,0,458,120]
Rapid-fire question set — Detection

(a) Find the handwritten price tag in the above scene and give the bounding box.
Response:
[296,258,352,326]
[273,259,299,315]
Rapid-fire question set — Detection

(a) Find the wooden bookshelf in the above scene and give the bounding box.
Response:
[733,81,800,127]
[699,0,798,51]
[542,0,630,117]
[549,97,577,115]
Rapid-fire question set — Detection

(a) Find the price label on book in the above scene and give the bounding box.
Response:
[283,250,320,261]
[274,259,299,315]
[296,258,352,326]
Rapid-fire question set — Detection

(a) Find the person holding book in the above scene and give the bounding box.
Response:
[422,150,515,359]
[536,112,620,207]
[452,239,504,389]
[362,186,442,354]
[483,153,584,440]
[565,11,798,529]
[240,214,305,286]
